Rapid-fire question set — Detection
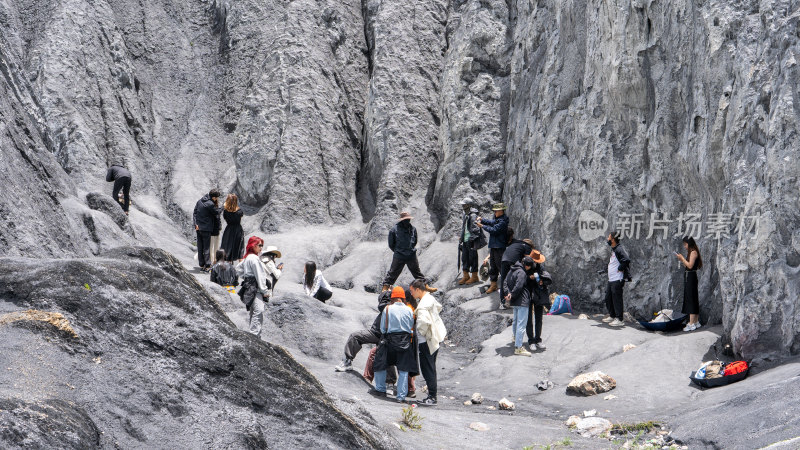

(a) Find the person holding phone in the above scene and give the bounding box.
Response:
[260,246,284,293]
[675,236,702,331]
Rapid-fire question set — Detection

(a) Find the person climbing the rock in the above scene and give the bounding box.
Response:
[193,189,221,271]
[457,196,484,286]
[209,195,223,265]
[236,236,271,335]
[261,246,283,293]
[371,286,417,403]
[409,279,446,406]
[381,212,437,292]
[210,249,238,293]
[221,194,245,261]
[105,163,131,215]
[525,250,551,350]
[504,256,533,356]
[497,227,531,308]
[676,236,702,331]
[336,290,393,373]
[603,232,631,327]
[477,202,509,297]
[304,261,332,302]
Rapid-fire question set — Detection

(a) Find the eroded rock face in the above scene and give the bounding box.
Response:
[0,247,395,449]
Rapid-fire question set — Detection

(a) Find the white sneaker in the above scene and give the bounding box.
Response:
[514,347,532,357]
[682,323,695,332]
[694,323,702,330]
[602,315,614,323]
[609,319,624,327]
[499,303,508,310]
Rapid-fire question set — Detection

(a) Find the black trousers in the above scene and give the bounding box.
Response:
[460,245,479,273]
[197,230,212,268]
[418,344,438,398]
[344,330,379,360]
[605,281,625,320]
[499,260,512,298]
[112,176,131,212]
[526,304,545,344]
[488,247,505,281]
[382,255,425,286]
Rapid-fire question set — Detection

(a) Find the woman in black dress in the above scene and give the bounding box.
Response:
[675,236,702,331]
[220,194,245,262]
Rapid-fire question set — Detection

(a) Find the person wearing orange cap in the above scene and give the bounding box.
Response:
[370,286,417,403]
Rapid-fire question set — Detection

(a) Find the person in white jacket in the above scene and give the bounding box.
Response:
[236,237,271,335]
[303,261,332,302]
[260,246,284,291]
[409,278,447,406]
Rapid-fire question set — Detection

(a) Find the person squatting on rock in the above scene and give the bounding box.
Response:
[497,228,532,309]
[505,256,533,356]
[210,249,238,293]
[335,290,394,372]
[304,261,332,302]
[209,195,223,265]
[525,250,551,350]
[457,197,484,286]
[236,236,271,335]
[221,194,245,261]
[261,246,283,294]
[371,286,417,403]
[477,202,509,296]
[603,232,631,327]
[409,279,447,406]
[193,189,221,271]
[105,164,131,215]
[381,212,437,293]
[676,236,703,331]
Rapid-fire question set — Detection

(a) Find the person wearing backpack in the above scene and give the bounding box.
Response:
[603,232,631,327]
[457,197,484,285]
[236,236,271,335]
[504,257,533,356]
[525,250,551,350]
[498,228,531,308]
[336,290,393,373]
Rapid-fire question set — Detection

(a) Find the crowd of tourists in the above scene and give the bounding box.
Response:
[106,166,706,407]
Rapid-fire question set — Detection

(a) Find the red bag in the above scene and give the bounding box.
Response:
[723,360,748,376]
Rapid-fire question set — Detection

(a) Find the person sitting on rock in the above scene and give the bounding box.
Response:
[371,286,416,403]
[381,212,437,293]
[409,279,447,406]
[303,261,332,302]
[457,196,483,286]
[236,236,271,335]
[105,163,131,215]
[603,231,631,328]
[525,250,551,350]
[477,202,509,296]
[210,249,238,293]
[504,256,533,357]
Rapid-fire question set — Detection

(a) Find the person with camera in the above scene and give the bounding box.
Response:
[603,232,631,327]
[477,202,509,295]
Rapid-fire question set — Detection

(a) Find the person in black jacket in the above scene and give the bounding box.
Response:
[603,232,631,327]
[336,291,393,372]
[525,250,551,349]
[105,164,132,214]
[193,189,221,271]
[210,249,239,292]
[497,228,531,308]
[458,197,483,285]
[504,257,533,357]
[381,212,437,292]
[477,203,509,295]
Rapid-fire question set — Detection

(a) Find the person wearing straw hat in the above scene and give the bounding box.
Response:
[477,202,510,295]
[260,246,283,293]
[525,249,552,350]
[381,212,438,292]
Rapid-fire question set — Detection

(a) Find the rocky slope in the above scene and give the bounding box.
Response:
[0,247,396,449]
[0,0,797,361]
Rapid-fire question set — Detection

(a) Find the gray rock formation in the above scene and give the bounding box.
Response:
[0,247,395,449]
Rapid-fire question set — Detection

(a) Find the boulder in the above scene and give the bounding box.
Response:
[469,422,490,432]
[567,371,617,396]
[470,393,484,404]
[573,417,613,438]
[498,398,515,410]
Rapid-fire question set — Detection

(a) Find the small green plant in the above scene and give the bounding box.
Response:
[83,283,91,291]
[524,437,572,450]
[610,421,660,434]
[399,405,423,431]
